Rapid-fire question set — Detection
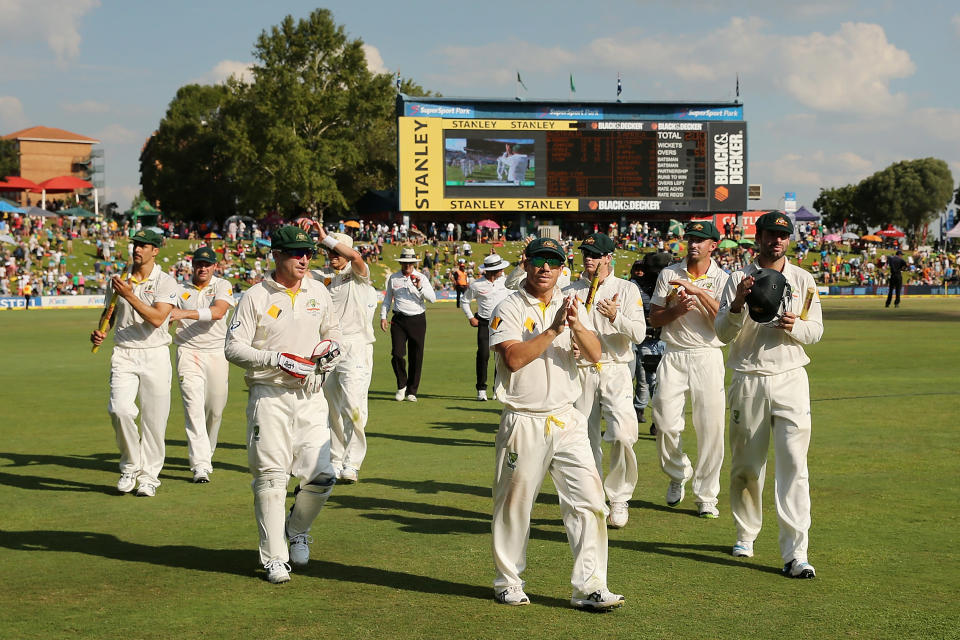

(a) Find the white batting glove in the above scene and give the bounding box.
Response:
[277,352,316,379]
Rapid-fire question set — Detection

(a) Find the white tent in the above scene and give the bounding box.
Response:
[946,222,960,238]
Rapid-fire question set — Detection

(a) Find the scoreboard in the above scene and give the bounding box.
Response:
[397,98,747,214]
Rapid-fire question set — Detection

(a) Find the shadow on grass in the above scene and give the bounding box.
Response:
[445,405,504,415]
[429,420,498,435]
[369,390,470,402]
[366,432,492,448]
[166,439,246,451]
[0,529,527,603]
[0,451,116,473]
[361,477,561,507]
[0,471,119,495]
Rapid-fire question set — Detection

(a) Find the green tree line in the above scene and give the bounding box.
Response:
[813,158,955,239]
[140,9,432,224]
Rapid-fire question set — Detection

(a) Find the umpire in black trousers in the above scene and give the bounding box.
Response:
[885,250,907,308]
[380,248,437,402]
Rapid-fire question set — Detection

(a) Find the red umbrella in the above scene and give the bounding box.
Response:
[477,219,500,229]
[1,176,41,191]
[878,226,905,238]
[37,176,93,192]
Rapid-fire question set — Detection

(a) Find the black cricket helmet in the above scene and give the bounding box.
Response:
[745,268,792,326]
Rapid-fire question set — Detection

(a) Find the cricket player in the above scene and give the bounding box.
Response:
[380,247,437,402]
[90,228,178,497]
[461,253,512,401]
[490,237,624,611]
[224,225,343,584]
[715,211,823,579]
[564,233,646,529]
[505,236,572,290]
[303,221,376,484]
[649,221,729,518]
[169,246,235,484]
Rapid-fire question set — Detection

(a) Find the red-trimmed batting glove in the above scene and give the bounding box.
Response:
[277,352,316,379]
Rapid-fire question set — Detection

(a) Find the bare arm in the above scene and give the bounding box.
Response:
[493,299,568,372]
[113,277,172,328]
[169,299,232,322]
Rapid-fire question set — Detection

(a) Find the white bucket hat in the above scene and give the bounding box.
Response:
[480,254,510,271]
[396,247,420,263]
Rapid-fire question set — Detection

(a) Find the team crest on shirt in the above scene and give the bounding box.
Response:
[305,298,323,314]
[323,277,332,286]
[506,452,518,470]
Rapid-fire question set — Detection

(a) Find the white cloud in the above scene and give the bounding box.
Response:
[0,96,29,131]
[95,124,140,145]
[0,0,100,64]
[429,19,913,115]
[62,100,109,114]
[912,108,960,144]
[362,44,388,74]
[103,184,140,210]
[195,60,254,85]
[760,150,877,189]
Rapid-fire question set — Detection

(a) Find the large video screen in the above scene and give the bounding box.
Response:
[399,117,746,213]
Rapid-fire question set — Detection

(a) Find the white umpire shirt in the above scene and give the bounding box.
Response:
[564,274,646,365]
[380,269,437,318]
[462,275,511,321]
[174,275,236,350]
[651,259,729,350]
[110,264,179,349]
[312,263,375,344]
[715,260,824,376]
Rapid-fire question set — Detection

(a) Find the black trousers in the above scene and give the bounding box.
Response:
[390,311,426,395]
[475,316,490,391]
[886,277,902,307]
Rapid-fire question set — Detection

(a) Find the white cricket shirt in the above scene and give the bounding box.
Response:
[312,263,376,344]
[462,274,512,321]
[564,274,646,365]
[174,275,236,350]
[225,274,343,388]
[652,259,729,350]
[489,286,594,413]
[111,264,179,349]
[715,260,824,376]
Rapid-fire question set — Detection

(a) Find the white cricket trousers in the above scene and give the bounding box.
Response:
[728,368,812,564]
[109,345,171,488]
[492,405,610,596]
[575,363,639,504]
[323,339,373,474]
[652,348,726,508]
[176,346,229,474]
[246,384,335,565]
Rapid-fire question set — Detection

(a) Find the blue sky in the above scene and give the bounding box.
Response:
[2,0,958,214]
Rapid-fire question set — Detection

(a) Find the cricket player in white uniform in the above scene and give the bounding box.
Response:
[169,246,236,484]
[461,253,512,401]
[490,237,624,611]
[301,220,376,484]
[649,221,729,518]
[90,228,178,497]
[505,237,571,290]
[224,226,343,584]
[715,211,823,579]
[563,233,646,529]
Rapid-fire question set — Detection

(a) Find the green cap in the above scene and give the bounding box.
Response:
[525,237,566,262]
[578,233,615,256]
[131,228,163,247]
[755,211,794,234]
[271,225,316,252]
[192,246,218,264]
[684,220,720,241]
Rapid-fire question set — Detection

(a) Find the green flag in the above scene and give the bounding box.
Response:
[570,73,576,93]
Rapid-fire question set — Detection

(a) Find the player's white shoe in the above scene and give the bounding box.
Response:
[494,585,530,606]
[136,484,156,498]
[697,503,719,519]
[339,467,358,484]
[570,589,625,611]
[264,560,291,584]
[288,533,313,567]
[477,390,488,401]
[607,502,629,528]
[117,473,137,493]
[732,540,754,557]
[395,387,406,401]
[783,560,816,579]
[193,469,210,484]
[666,480,685,507]
[405,394,417,402]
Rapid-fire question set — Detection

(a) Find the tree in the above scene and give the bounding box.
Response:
[812,185,866,233]
[224,9,397,219]
[0,139,19,177]
[855,158,954,239]
[140,83,238,223]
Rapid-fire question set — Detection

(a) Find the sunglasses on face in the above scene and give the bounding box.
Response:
[529,256,563,268]
[286,249,315,259]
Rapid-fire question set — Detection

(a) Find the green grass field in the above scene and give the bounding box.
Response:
[1,298,958,639]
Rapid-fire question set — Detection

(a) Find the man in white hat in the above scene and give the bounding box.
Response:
[381,248,437,401]
[461,253,512,401]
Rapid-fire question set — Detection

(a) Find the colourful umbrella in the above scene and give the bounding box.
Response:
[862,234,882,242]
[477,219,500,229]
[343,220,361,229]
[718,238,739,249]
